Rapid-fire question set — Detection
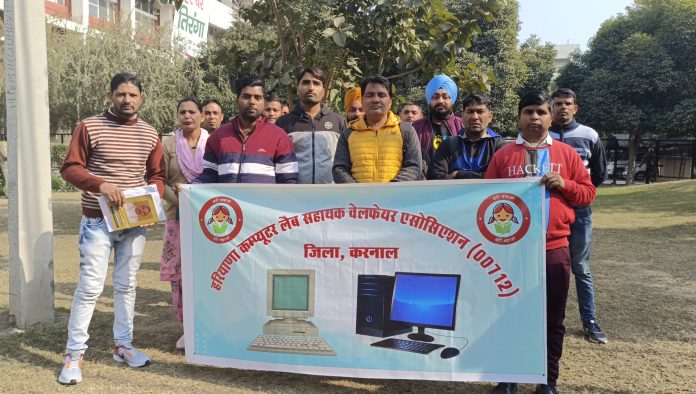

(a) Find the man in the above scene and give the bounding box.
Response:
[486,92,596,394]
[413,75,464,176]
[398,102,423,122]
[344,86,364,122]
[333,75,422,183]
[195,76,298,184]
[550,88,608,344]
[202,98,224,132]
[428,93,505,179]
[59,73,165,385]
[281,103,290,116]
[276,68,347,183]
[263,93,283,124]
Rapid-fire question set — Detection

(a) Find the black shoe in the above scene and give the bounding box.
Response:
[582,319,608,344]
[492,382,518,394]
[536,384,559,394]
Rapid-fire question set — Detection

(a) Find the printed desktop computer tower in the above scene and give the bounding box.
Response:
[356,275,412,337]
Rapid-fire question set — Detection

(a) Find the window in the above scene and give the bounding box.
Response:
[135,0,159,36]
[89,0,118,22]
[135,0,156,14]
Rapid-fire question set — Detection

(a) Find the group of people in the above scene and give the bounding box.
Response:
[57,69,608,394]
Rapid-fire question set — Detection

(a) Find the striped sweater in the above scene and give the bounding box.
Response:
[61,110,165,218]
[194,116,298,184]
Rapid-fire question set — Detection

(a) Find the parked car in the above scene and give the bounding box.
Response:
[622,162,648,181]
[607,160,627,179]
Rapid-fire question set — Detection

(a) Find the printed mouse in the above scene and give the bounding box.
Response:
[440,347,460,359]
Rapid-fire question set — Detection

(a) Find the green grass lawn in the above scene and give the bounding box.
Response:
[1,181,695,393]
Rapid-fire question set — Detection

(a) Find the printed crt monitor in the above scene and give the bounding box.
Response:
[390,272,461,342]
[266,269,315,319]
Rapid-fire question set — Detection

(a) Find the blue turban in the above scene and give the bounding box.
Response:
[425,75,458,105]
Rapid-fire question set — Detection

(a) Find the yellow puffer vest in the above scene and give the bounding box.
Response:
[347,112,403,183]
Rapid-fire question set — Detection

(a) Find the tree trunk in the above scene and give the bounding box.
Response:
[626,133,641,185]
[270,0,292,108]
[286,85,294,109]
[377,51,385,75]
[325,68,335,101]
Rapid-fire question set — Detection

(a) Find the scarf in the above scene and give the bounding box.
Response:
[175,128,209,182]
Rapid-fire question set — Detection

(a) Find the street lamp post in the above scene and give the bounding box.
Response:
[4,0,55,327]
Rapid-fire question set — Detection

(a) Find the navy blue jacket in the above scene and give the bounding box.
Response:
[550,120,607,187]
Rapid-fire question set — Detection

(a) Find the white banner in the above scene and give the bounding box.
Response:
[173,0,209,56]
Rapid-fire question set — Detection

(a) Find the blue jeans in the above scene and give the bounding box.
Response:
[65,216,147,352]
[569,206,597,322]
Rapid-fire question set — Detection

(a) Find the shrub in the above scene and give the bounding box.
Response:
[51,172,77,192]
[51,144,68,169]
[51,174,64,191]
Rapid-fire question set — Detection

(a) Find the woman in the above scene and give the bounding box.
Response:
[160,97,209,348]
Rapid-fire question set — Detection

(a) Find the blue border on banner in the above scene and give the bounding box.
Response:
[180,179,547,383]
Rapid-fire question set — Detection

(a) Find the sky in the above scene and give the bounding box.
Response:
[518,0,635,50]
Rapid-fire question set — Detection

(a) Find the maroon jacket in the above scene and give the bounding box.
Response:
[412,114,465,177]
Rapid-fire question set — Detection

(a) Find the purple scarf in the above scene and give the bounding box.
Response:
[175,128,209,182]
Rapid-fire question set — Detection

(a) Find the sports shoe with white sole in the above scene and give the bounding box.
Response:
[58,351,84,385]
[582,319,608,344]
[113,344,151,367]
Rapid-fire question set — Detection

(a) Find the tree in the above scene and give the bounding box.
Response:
[451,0,525,133]
[211,0,504,110]
[556,0,696,183]
[211,0,351,108]
[43,21,233,135]
[553,51,588,93]
[518,35,556,95]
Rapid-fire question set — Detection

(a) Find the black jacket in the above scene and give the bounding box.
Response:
[428,129,506,180]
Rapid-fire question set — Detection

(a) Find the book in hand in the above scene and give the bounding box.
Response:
[97,185,166,232]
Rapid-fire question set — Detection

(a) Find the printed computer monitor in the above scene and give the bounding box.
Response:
[389,272,461,342]
[266,269,315,319]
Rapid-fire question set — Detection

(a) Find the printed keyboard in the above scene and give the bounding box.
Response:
[247,335,336,356]
[370,338,444,354]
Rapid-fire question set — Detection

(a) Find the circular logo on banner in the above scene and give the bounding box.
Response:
[199,196,243,243]
[476,193,531,245]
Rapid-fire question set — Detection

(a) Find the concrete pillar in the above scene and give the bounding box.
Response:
[159,3,176,28]
[71,0,89,28]
[158,3,176,47]
[4,0,55,328]
[120,0,137,31]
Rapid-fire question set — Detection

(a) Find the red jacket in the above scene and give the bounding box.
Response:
[485,138,596,250]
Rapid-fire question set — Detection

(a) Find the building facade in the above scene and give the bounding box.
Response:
[553,43,581,79]
[1,1,249,56]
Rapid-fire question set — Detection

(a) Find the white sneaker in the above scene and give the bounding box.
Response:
[58,351,83,385]
[113,344,151,367]
[175,335,185,349]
